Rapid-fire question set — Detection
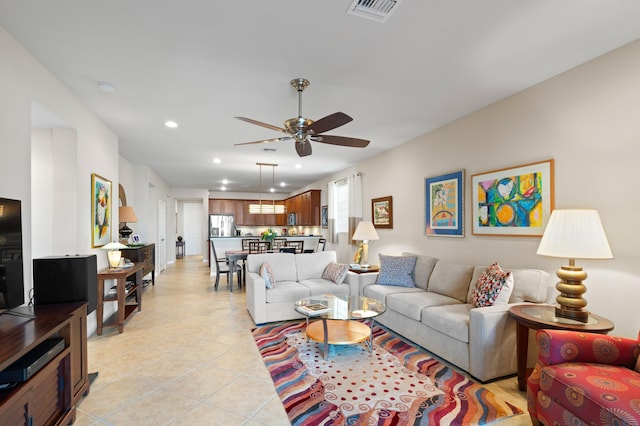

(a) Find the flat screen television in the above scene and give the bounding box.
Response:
[0,197,24,312]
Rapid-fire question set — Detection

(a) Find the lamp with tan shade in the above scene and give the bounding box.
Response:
[536,209,613,323]
[118,206,138,244]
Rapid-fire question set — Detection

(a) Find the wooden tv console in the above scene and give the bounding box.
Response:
[0,302,88,425]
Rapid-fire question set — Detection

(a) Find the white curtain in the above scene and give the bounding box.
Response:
[327,180,338,243]
[347,173,363,245]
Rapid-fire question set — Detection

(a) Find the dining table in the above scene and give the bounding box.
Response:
[225,250,249,289]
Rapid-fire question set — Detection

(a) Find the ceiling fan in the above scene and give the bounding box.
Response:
[234,78,370,157]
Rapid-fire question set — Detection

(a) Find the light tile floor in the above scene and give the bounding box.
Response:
[75,256,531,425]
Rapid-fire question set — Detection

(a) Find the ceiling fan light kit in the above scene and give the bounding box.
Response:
[235,78,370,157]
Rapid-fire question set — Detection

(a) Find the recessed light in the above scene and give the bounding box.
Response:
[164,120,178,128]
[222,179,229,185]
[221,186,226,191]
[213,158,221,164]
[295,164,302,169]
[270,188,275,193]
[97,81,115,93]
[280,182,286,187]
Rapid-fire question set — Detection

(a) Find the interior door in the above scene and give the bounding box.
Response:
[158,199,166,271]
[183,202,203,255]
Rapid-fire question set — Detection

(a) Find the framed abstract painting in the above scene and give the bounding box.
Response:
[425,169,464,237]
[471,159,554,236]
[91,173,112,247]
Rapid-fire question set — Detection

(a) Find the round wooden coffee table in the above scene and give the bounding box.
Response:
[295,295,386,359]
[509,304,614,391]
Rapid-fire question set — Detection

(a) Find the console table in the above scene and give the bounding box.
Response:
[0,302,88,425]
[121,243,155,285]
[96,263,144,335]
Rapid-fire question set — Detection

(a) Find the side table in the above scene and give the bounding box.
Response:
[348,265,379,274]
[509,304,614,391]
[176,240,185,258]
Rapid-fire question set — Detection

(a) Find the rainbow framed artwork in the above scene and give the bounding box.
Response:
[471,159,554,236]
[425,169,464,237]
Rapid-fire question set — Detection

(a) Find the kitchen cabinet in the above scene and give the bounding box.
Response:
[286,190,321,226]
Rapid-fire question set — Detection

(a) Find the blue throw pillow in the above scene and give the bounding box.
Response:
[376,254,417,287]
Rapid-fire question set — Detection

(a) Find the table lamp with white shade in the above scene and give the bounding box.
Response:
[536,209,613,323]
[102,241,129,269]
[352,221,379,267]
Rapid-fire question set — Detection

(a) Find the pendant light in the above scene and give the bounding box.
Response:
[248,163,285,214]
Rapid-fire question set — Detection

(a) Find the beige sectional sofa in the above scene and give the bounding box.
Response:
[357,252,555,382]
[245,251,358,324]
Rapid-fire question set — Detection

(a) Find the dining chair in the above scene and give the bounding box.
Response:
[317,238,326,251]
[285,240,304,253]
[271,238,287,251]
[249,240,271,253]
[210,240,242,291]
[242,238,259,250]
[279,247,297,253]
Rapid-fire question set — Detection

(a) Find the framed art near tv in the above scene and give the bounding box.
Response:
[471,159,554,236]
[425,169,464,237]
[91,173,112,247]
[371,196,392,229]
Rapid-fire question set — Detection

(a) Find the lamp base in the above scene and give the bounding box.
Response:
[119,225,133,244]
[554,265,589,323]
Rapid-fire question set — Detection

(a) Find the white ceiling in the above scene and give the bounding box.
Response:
[2,0,640,194]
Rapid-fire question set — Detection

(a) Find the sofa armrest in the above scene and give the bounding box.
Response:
[535,329,639,368]
[245,271,267,323]
[345,272,361,297]
[468,303,517,381]
[357,272,379,296]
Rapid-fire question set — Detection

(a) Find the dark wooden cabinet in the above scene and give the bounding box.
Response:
[0,302,88,426]
[286,190,321,226]
[121,243,155,285]
[209,195,316,226]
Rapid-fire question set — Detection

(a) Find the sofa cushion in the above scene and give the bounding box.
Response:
[247,253,298,281]
[299,278,350,296]
[386,291,461,321]
[322,262,348,284]
[259,262,276,289]
[376,254,417,287]
[295,251,338,281]
[265,281,310,303]
[471,262,514,307]
[421,304,471,343]
[363,283,422,304]
[402,252,438,290]
[427,261,473,302]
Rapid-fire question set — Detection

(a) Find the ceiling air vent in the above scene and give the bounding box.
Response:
[347,0,404,23]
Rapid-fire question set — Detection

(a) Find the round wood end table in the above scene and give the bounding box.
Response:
[509,304,614,391]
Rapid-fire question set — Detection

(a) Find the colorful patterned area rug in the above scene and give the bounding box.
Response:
[252,321,523,425]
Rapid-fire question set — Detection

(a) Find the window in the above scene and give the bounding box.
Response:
[335,179,348,233]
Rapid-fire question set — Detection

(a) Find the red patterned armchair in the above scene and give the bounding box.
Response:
[527,329,640,425]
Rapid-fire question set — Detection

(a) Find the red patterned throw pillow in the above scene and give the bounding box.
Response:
[322,262,348,284]
[259,262,276,289]
[471,262,514,308]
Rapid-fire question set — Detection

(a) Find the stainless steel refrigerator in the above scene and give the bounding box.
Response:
[209,214,236,237]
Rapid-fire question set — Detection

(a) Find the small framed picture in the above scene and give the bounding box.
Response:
[131,234,141,244]
[372,196,393,229]
[321,205,328,228]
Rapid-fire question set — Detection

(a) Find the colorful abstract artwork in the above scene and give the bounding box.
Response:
[91,173,112,247]
[425,169,464,237]
[471,160,554,236]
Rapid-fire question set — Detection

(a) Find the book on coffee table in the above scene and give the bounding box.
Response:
[297,303,331,315]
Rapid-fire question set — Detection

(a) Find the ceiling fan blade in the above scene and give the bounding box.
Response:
[295,141,312,157]
[234,137,292,146]
[306,112,353,135]
[313,135,370,148]
[235,116,287,133]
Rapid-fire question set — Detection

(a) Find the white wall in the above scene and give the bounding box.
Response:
[307,40,640,338]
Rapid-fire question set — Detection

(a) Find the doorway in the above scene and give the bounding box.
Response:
[182,202,203,256]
